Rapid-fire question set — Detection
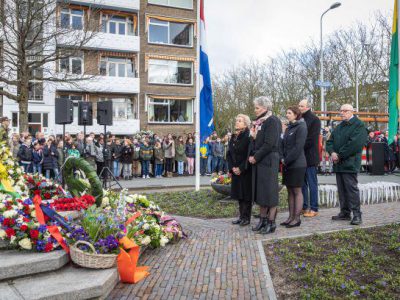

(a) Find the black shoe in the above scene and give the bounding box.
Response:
[332,213,351,221]
[232,219,242,225]
[252,217,267,231]
[350,215,362,225]
[286,220,301,228]
[280,219,292,226]
[239,219,250,226]
[259,221,276,234]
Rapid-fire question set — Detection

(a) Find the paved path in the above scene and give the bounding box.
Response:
[107,201,400,300]
[118,173,399,191]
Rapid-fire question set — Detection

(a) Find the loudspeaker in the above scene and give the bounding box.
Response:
[368,142,385,175]
[55,98,73,124]
[97,101,113,126]
[78,102,93,126]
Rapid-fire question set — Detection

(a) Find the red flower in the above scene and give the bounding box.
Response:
[44,243,53,252]
[5,228,15,237]
[23,217,30,222]
[30,229,39,239]
[20,225,28,231]
[43,193,51,199]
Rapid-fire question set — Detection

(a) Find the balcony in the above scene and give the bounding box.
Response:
[66,0,139,12]
[56,76,140,94]
[58,31,140,53]
[55,119,140,135]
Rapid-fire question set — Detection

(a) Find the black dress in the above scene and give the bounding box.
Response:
[281,120,308,187]
[227,129,252,220]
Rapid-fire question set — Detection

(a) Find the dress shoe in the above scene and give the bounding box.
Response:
[332,213,351,221]
[280,219,291,226]
[252,217,267,231]
[286,220,301,228]
[232,219,242,225]
[239,219,250,226]
[350,215,362,225]
[259,221,276,234]
[303,210,319,218]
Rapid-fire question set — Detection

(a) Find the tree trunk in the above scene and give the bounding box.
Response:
[18,86,29,133]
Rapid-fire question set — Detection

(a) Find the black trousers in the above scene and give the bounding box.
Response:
[336,173,361,217]
[239,199,252,221]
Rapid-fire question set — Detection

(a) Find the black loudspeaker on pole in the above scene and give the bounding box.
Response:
[97,101,113,126]
[55,98,73,125]
[78,102,93,126]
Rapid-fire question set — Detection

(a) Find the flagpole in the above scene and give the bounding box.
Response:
[195,0,201,192]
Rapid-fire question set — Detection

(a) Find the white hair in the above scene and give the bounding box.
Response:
[235,114,251,128]
[253,96,273,111]
[341,104,354,111]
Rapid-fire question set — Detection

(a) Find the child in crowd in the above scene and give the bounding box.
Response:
[132,138,141,178]
[200,138,209,176]
[18,136,33,173]
[32,140,43,174]
[153,141,164,178]
[185,138,196,175]
[67,142,81,158]
[175,136,186,175]
[121,138,133,180]
[140,140,153,178]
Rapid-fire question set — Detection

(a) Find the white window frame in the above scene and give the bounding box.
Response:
[148,18,193,47]
[148,0,193,10]
[148,59,193,86]
[101,14,136,36]
[59,55,84,75]
[100,57,136,78]
[100,97,139,120]
[60,8,84,30]
[147,97,194,124]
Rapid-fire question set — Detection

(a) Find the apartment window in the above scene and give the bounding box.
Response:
[148,0,193,9]
[28,82,43,101]
[148,59,193,85]
[60,55,84,75]
[148,97,193,123]
[100,97,138,120]
[149,18,193,46]
[100,57,135,78]
[61,8,84,30]
[102,15,136,36]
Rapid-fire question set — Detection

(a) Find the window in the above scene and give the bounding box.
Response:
[12,113,18,127]
[102,14,136,36]
[61,8,84,30]
[149,18,193,46]
[148,97,193,123]
[28,82,43,101]
[60,55,84,75]
[100,57,135,78]
[148,0,193,9]
[148,59,193,85]
[100,97,138,120]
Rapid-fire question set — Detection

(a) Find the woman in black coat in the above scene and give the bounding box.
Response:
[249,96,282,234]
[227,114,252,226]
[281,106,307,228]
[43,138,59,179]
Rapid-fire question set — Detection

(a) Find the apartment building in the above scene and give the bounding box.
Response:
[1,0,197,137]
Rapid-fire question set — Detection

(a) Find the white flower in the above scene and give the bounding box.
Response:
[8,160,14,166]
[0,229,6,238]
[101,197,109,207]
[131,194,138,200]
[29,204,35,210]
[141,236,151,245]
[3,210,17,218]
[10,236,16,244]
[8,169,13,175]
[0,203,5,209]
[18,238,32,250]
[138,195,147,201]
[17,203,23,209]
[160,236,169,247]
[142,223,150,230]
[31,210,36,218]
[125,196,134,204]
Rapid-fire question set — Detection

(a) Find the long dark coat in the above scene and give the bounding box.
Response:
[43,144,59,170]
[302,109,321,167]
[227,128,252,201]
[251,115,282,207]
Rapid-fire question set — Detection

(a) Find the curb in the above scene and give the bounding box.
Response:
[257,240,277,300]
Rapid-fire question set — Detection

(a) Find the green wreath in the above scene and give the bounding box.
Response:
[63,157,103,206]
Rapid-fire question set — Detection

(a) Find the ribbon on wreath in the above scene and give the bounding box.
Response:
[33,194,70,253]
[117,212,150,284]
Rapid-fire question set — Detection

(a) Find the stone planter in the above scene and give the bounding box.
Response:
[211,183,231,196]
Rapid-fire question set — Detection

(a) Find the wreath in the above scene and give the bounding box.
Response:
[63,157,103,206]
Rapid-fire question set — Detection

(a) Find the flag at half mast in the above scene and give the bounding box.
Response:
[199,0,215,142]
[388,0,400,144]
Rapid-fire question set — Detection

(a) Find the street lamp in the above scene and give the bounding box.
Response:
[355,42,369,112]
[320,2,341,113]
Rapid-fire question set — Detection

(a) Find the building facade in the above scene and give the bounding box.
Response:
[1,0,197,137]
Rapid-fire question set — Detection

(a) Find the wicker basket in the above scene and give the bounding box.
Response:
[70,240,117,269]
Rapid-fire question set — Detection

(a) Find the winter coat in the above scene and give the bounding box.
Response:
[302,109,321,167]
[326,116,368,173]
[140,145,153,161]
[32,149,43,164]
[132,144,141,161]
[175,143,187,162]
[17,144,33,163]
[111,143,122,161]
[227,128,252,201]
[153,147,164,164]
[250,114,282,207]
[95,144,105,162]
[281,120,308,169]
[120,145,133,164]
[185,143,196,158]
[212,142,224,158]
[76,140,85,156]
[43,144,59,170]
[163,140,175,158]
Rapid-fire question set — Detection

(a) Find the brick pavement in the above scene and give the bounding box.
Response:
[107,201,400,300]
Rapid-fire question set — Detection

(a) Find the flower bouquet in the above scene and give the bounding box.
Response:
[211,174,232,185]
[24,173,65,201]
[210,174,232,196]
[50,194,96,211]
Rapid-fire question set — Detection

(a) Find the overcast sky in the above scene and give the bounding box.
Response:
[204,0,393,75]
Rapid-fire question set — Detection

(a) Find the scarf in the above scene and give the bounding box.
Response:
[251,111,273,139]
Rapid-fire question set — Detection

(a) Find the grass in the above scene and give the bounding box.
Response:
[145,188,288,219]
[264,224,400,300]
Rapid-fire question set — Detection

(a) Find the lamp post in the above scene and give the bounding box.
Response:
[355,42,369,112]
[320,2,341,113]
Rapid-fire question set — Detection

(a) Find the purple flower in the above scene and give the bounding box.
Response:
[119,224,125,231]
[301,263,306,269]
[294,264,299,269]
[38,225,47,233]
[380,281,387,287]
[332,268,336,274]
[341,283,346,289]
[304,284,308,289]
[353,290,360,296]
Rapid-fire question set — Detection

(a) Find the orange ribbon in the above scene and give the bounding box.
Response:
[117,212,150,283]
[33,195,70,253]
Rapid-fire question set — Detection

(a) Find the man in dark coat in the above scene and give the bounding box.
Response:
[298,100,321,217]
[326,104,368,225]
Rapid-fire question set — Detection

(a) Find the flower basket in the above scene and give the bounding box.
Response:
[70,240,117,269]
